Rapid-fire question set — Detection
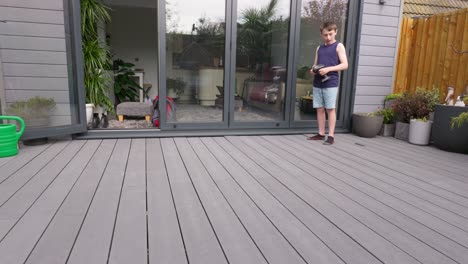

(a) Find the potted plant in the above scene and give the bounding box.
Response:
[352,110,384,138]
[392,88,439,141]
[409,117,432,145]
[113,59,143,104]
[392,93,412,141]
[166,77,186,99]
[378,108,395,136]
[407,89,437,145]
[6,96,56,128]
[384,93,402,109]
[432,105,468,154]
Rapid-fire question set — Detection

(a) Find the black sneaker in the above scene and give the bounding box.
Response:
[323,136,334,145]
[306,134,325,140]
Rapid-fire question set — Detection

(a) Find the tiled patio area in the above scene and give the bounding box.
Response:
[0,134,467,264]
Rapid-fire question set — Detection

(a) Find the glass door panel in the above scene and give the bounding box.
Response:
[165,0,226,124]
[233,0,292,122]
[293,0,349,122]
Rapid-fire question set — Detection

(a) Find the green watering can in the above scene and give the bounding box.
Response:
[0,116,25,158]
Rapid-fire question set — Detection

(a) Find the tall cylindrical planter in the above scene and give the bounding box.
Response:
[409,119,432,145]
[432,104,468,154]
[352,113,383,138]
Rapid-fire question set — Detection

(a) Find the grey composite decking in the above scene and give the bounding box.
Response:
[0,134,467,264]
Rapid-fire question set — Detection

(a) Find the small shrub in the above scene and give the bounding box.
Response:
[385,93,402,101]
[392,88,439,123]
[377,108,395,124]
[451,112,468,129]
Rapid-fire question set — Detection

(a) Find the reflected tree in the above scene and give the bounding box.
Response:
[303,0,347,27]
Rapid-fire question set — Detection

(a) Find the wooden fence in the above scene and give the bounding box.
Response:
[394,9,468,99]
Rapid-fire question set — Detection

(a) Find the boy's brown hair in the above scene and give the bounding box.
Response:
[320,22,337,32]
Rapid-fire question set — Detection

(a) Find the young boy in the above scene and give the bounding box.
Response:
[307,21,348,145]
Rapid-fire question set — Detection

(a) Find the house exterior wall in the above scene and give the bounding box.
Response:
[353,0,404,113]
[0,0,72,126]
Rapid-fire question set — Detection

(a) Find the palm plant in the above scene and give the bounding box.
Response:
[238,0,279,65]
[80,0,114,112]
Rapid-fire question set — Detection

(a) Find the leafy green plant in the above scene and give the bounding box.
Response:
[377,108,395,124]
[415,87,439,112]
[385,93,402,101]
[7,96,56,120]
[237,0,279,64]
[113,59,142,103]
[393,89,439,123]
[81,0,114,112]
[450,112,468,129]
[166,77,186,97]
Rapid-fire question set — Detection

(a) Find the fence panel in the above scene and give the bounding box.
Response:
[394,9,468,99]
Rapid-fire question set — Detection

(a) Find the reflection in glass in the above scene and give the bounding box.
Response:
[294,0,348,121]
[234,0,291,121]
[165,0,226,123]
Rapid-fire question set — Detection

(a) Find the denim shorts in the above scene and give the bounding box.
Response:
[313,86,338,109]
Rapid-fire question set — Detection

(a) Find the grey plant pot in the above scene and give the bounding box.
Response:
[379,123,395,137]
[395,121,410,141]
[409,119,432,145]
[352,113,383,138]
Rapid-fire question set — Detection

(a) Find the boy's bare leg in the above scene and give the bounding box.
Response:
[327,108,336,137]
[317,107,326,135]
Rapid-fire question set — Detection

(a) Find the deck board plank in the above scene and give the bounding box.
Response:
[109,139,148,264]
[0,140,101,264]
[146,138,187,264]
[67,139,131,264]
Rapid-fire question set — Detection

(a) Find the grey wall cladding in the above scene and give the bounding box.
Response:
[354,0,403,113]
[0,0,71,126]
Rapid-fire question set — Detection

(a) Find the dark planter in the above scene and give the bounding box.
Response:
[395,121,410,141]
[352,113,383,138]
[432,104,468,154]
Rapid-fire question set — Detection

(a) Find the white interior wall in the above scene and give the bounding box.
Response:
[107,5,159,99]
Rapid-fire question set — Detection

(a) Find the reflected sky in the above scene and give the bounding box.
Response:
[167,0,290,33]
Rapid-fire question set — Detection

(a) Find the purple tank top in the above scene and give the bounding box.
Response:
[313,41,340,88]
